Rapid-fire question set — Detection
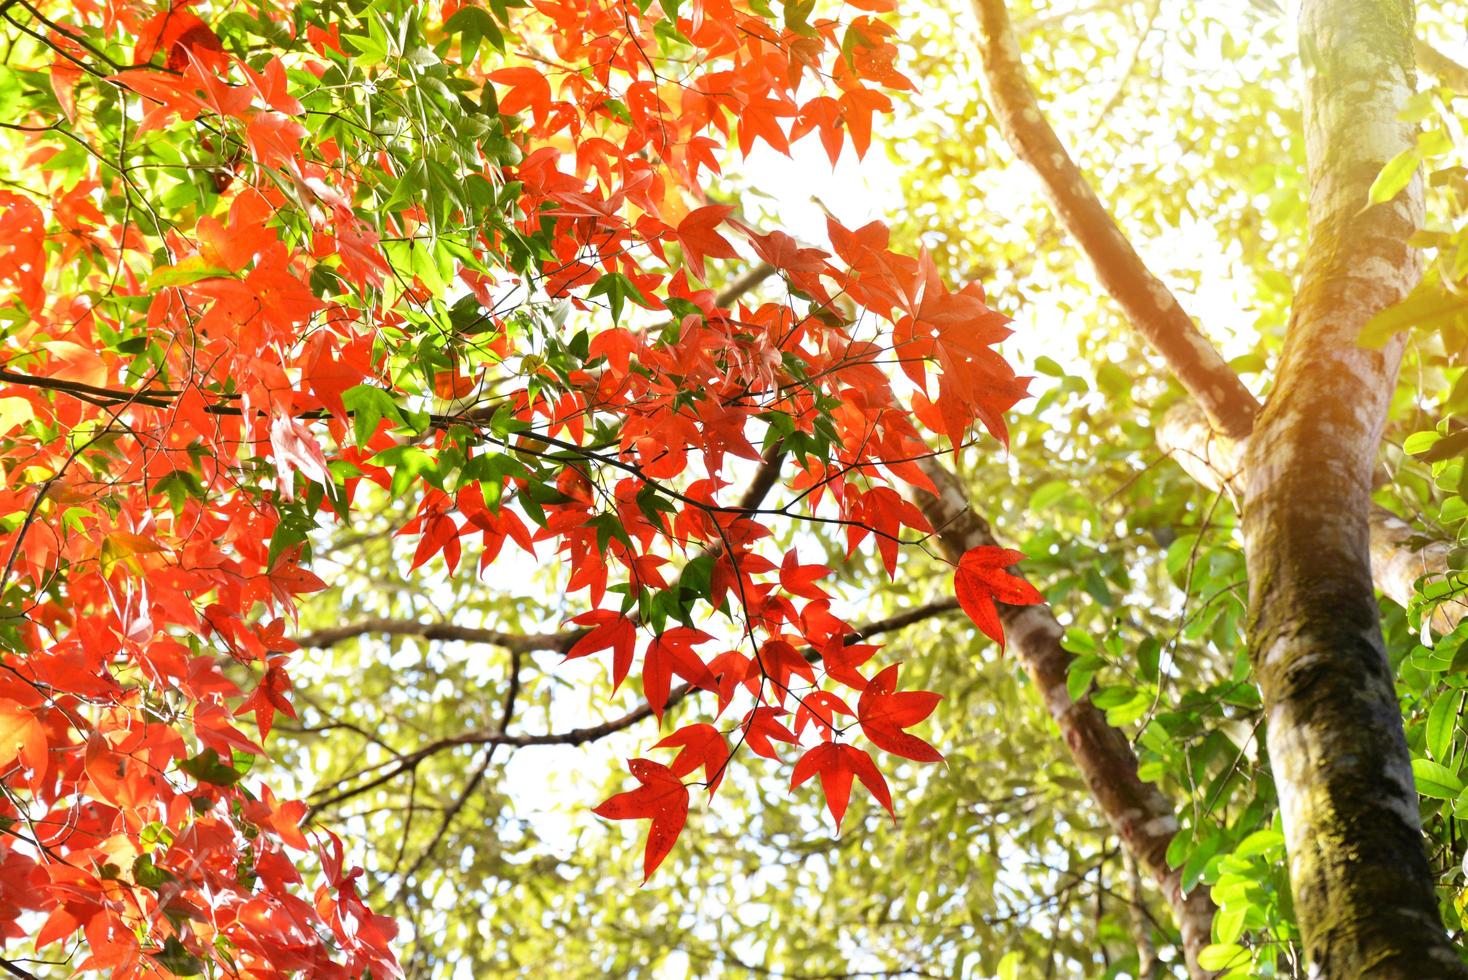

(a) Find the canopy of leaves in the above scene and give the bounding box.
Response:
[4,0,1468,977]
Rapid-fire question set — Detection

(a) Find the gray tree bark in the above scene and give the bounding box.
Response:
[967,0,1468,972]
[1240,1,1463,975]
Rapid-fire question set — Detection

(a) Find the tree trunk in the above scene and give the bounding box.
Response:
[916,459,1216,979]
[1241,1,1463,975]
[1158,402,1468,633]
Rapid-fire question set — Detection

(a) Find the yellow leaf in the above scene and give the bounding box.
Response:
[0,396,32,435]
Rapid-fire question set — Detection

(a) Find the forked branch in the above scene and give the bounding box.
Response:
[968,0,1259,440]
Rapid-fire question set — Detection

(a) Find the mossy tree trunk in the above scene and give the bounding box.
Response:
[1241,0,1463,975]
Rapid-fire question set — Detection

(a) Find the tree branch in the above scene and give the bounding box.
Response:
[913,457,1215,979]
[1157,402,1468,632]
[0,958,39,980]
[394,650,525,887]
[1416,39,1468,92]
[296,618,576,654]
[304,598,962,818]
[1236,1,1463,971]
[715,261,776,307]
[969,0,1259,440]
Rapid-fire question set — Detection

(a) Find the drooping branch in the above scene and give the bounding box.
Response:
[303,598,963,818]
[913,457,1215,980]
[968,0,1259,440]
[1158,402,1468,632]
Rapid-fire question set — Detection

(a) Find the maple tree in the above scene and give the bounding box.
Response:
[263,0,1468,975]
[0,0,1040,975]
[6,0,1468,976]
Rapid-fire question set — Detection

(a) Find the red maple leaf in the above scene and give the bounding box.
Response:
[643,627,717,723]
[857,663,942,762]
[675,205,739,281]
[565,611,639,692]
[793,689,853,739]
[844,486,931,577]
[740,706,798,760]
[757,638,817,701]
[488,66,553,122]
[0,699,48,786]
[779,549,830,601]
[594,758,690,882]
[819,637,879,691]
[953,546,1045,649]
[653,723,730,796]
[791,742,892,831]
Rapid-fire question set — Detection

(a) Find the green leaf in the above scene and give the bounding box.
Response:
[1032,355,1065,377]
[152,936,204,977]
[1428,690,1461,763]
[1404,430,1443,456]
[132,853,176,890]
[0,396,33,435]
[1360,276,1468,349]
[1028,480,1071,512]
[1368,147,1419,205]
[179,748,252,786]
[1421,430,1468,464]
[342,384,407,445]
[146,257,232,290]
[584,272,650,324]
[1419,128,1454,159]
[1166,533,1201,583]
[371,445,440,496]
[1233,828,1284,858]
[1412,757,1462,799]
[1197,944,1247,971]
[1214,904,1247,945]
[1181,832,1222,893]
[1066,654,1102,703]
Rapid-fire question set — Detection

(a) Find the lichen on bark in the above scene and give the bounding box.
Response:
[1240,0,1466,975]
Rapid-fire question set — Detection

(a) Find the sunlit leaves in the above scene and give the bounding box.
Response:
[0,0,1033,964]
[594,759,691,881]
[791,742,892,831]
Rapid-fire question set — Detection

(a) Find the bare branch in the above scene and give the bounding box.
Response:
[0,958,40,980]
[715,261,776,307]
[393,651,526,888]
[969,0,1259,440]
[296,618,575,654]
